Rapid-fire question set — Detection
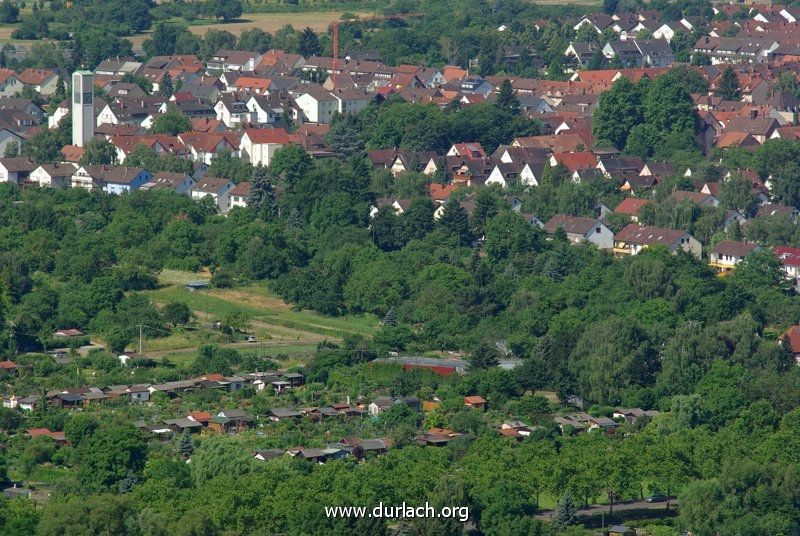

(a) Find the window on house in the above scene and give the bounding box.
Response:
[596,227,601,233]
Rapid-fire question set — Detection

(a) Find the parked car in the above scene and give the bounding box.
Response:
[246,335,258,342]
[645,493,668,503]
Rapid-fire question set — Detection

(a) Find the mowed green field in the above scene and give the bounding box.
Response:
[128,11,370,47]
[140,270,378,364]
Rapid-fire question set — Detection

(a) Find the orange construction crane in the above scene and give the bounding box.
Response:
[331,12,424,88]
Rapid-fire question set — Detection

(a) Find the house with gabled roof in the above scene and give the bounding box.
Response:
[70,165,151,194]
[239,127,292,166]
[0,157,38,184]
[613,224,701,258]
[671,190,719,208]
[30,163,76,188]
[207,49,262,72]
[229,181,250,210]
[544,214,614,249]
[614,198,652,222]
[0,69,22,96]
[141,171,195,194]
[709,240,758,274]
[178,131,232,164]
[191,177,235,213]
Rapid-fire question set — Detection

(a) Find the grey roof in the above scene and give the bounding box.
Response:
[270,407,301,418]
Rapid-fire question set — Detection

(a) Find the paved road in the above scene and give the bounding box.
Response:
[534,499,679,521]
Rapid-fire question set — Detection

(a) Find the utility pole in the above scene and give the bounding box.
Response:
[138,324,143,355]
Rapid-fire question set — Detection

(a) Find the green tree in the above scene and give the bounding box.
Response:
[151,106,192,135]
[495,79,520,115]
[438,199,473,246]
[592,77,642,149]
[64,413,99,447]
[468,340,501,369]
[162,301,191,326]
[37,495,133,536]
[554,491,578,528]
[298,27,321,58]
[159,72,174,98]
[78,423,147,492]
[79,138,116,165]
[716,66,741,101]
[248,165,276,218]
[327,113,365,158]
[3,139,18,158]
[179,429,194,459]
[0,0,18,23]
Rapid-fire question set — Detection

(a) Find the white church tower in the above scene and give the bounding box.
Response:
[71,70,94,147]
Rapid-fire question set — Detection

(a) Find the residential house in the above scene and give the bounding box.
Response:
[0,69,22,96]
[779,324,800,362]
[17,68,61,95]
[671,190,719,208]
[191,177,235,213]
[0,157,38,184]
[613,224,702,258]
[543,214,614,249]
[214,96,252,127]
[613,198,651,222]
[228,182,250,210]
[603,40,644,66]
[29,163,76,188]
[178,132,232,165]
[774,246,800,291]
[239,128,292,166]
[207,50,262,72]
[141,171,195,194]
[708,240,758,274]
[293,88,340,123]
[565,42,600,69]
[757,203,799,222]
[0,128,24,159]
[71,165,151,193]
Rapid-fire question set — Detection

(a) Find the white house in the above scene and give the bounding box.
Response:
[614,224,702,258]
[228,181,250,210]
[0,157,38,184]
[543,214,614,249]
[239,128,291,166]
[141,171,196,194]
[708,240,758,274]
[178,132,232,165]
[191,177,235,213]
[30,163,77,188]
[0,129,24,160]
[214,97,252,128]
[0,69,23,97]
[246,95,285,125]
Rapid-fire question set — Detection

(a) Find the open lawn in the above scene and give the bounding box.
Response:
[128,11,370,47]
[140,270,378,361]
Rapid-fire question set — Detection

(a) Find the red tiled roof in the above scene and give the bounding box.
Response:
[464,396,487,404]
[780,325,800,355]
[551,151,597,171]
[243,128,291,145]
[614,197,651,215]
